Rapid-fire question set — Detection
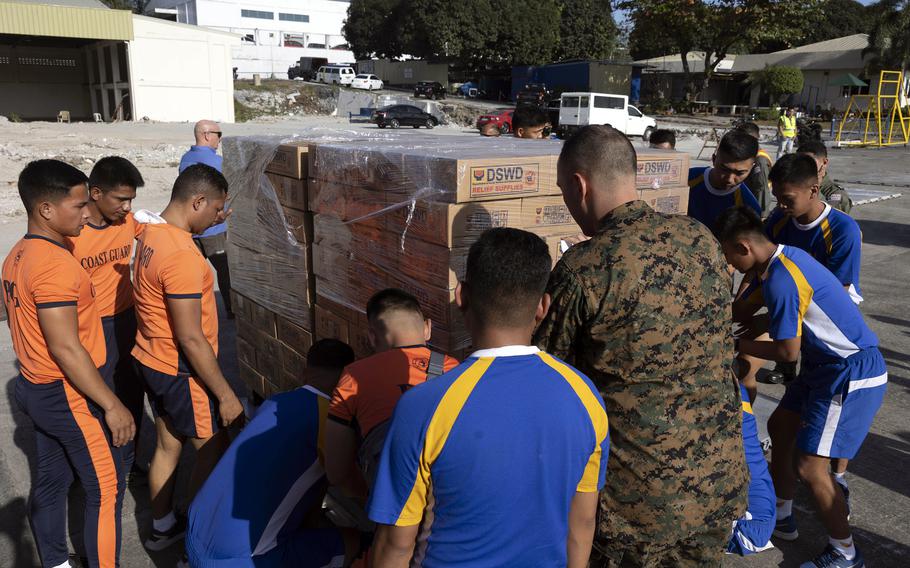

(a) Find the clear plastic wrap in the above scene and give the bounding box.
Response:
[223,131,568,353]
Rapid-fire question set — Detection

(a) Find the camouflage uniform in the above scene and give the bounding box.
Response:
[533,201,748,567]
[820,172,853,214]
[745,149,774,218]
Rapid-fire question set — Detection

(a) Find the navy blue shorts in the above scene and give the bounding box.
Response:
[779,348,887,459]
[139,362,220,439]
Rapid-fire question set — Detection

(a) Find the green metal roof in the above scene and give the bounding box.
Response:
[0,1,133,41]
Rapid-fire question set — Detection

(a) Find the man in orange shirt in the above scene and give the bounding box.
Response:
[324,288,459,502]
[65,156,146,476]
[132,164,243,551]
[4,159,135,568]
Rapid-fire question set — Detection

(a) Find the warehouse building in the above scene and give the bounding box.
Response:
[0,0,238,122]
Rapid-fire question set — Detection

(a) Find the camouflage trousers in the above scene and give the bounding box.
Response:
[590,524,729,568]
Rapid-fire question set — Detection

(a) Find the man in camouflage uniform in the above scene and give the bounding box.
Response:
[534,125,748,566]
[738,121,775,218]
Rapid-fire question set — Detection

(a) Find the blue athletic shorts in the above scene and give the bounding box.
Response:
[186,527,345,568]
[139,362,220,439]
[779,348,887,459]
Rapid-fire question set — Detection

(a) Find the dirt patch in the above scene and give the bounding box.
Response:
[233,82,338,122]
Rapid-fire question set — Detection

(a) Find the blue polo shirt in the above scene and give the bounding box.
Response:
[763,245,877,364]
[367,346,609,568]
[765,203,863,303]
[687,167,761,230]
[179,145,226,238]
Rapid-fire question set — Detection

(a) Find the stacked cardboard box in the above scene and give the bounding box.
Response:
[225,136,691,396]
[224,140,316,398]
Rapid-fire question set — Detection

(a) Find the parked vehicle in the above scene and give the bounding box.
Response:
[316,65,356,85]
[546,99,561,128]
[558,92,656,140]
[351,74,383,90]
[288,57,328,81]
[372,105,438,129]
[307,43,326,49]
[516,83,552,110]
[476,109,514,133]
[414,81,446,100]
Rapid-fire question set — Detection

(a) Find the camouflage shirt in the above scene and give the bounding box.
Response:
[533,200,747,547]
[820,172,853,214]
[745,150,774,218]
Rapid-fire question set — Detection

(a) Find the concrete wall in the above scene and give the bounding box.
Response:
[233,44,354,78]
[357,59,448,88]
[129,15,238,122]
[0,44,93,120]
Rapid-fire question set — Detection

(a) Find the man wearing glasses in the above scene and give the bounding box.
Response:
[179,120,233,319]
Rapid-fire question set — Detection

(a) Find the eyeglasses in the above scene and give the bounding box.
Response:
[206,131,223,138]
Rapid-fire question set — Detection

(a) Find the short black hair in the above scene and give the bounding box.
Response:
[366,288,424,322]
[559,124,636,186]
[511,107,549,131]
[714,206,767,244]
[768,153,818,187]
[717,129,759,161]
[648,129,676,148]
[736,122,761,139]
[464,228,551,327]
[89,156,145,192]
[306,339,355,370]
[797,140,828,159]
[171,163,228,202]
[18,159,88,214]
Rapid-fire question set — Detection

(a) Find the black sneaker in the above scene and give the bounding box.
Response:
[143,515,187,551]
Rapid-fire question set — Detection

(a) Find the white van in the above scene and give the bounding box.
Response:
[559,92,656,140]
[316,65,355,85]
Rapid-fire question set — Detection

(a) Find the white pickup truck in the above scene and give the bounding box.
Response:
[558,92,656,140]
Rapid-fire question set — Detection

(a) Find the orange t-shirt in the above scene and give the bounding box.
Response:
[65,213,143,318]
[2,234,105,383]
[328,346,459,437]
[131,223,218,375]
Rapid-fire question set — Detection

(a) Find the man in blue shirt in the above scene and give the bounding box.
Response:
[185,339,359,567]
[367,228,609,568]
[179,120,232,318]
[687,129,761,230]
[718,206,886,568]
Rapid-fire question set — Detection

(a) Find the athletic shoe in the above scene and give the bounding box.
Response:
[834,476,851,521]
[799,544,864,567]
[773,514,799,541]
[143,516,187,551]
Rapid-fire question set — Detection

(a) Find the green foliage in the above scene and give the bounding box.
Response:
[400,0,496,67]
[495,0,561,65]
[98,0,152,13]
[233,99,257,123]
[343,0,409,60]
[864,0,910,73]
[620,0,821,99]
[748,65,805,103]
[556,0,618,61]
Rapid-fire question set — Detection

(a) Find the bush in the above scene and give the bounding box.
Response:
[748,66,804,104]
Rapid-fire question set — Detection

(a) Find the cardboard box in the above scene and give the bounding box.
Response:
[277,316,313,354]
[230,291,253,323]
[266,173,308,211]
[520,196,579,235]
[266,142,309,179]
[315,304,350,344]
[235,335,256,369]
[635,149,690,190]
[281,206,314,244]
[248,300,277,337]
[239,361,265,398]
[256,335,282,383]
[278,340,307,378]
[387,199,523,248]
[638,185,690,215]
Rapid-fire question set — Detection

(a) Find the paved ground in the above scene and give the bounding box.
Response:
[0,121,907,567]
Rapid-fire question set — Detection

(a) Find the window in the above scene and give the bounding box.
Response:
[628,106,642,117]
[242,34,255,43]
[279,13,309,22]
[562,96,579,108]
[594,96,624,109]
[579,96,589,107]
[241,9,273,20]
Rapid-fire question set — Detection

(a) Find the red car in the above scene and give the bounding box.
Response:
[476,109,514,134]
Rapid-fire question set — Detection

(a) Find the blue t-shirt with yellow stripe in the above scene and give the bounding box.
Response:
[764,245,877,364]
[367,347,609,568]
[765,203,863,303]
[687,166,761,230]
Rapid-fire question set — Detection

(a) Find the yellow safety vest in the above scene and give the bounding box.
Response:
[780,115,796,137]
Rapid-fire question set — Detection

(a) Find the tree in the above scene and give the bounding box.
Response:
[98,0,152,13]
[496,0,561,65]
[399,0,497,67]
[864,0,910,74]
[747,65,805,103]
[556,0,619,61]
[620,0,822,100]
[343,0,408,60]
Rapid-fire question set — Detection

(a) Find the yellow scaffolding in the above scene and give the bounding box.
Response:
[835,70,909,148]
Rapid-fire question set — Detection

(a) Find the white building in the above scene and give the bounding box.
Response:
[148,0,356,78]
[0,0,237,122]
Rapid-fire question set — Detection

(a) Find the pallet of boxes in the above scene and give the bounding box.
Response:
[223,136,689,399]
